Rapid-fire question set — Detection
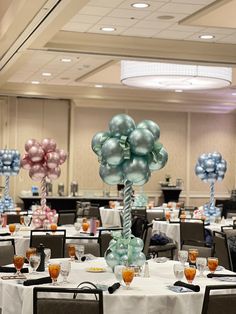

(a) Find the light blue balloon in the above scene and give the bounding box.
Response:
[119,254,129,265]
[204,159,215,173]
[148,146,168,171]
[198,153,208,166]
[129,237,144,253]
[122,156,150,184]
[133,174,150,186]
[137,120,160,141]
[132,252,146,266]
[129,128,154,156]
[109,114,136,137]
[91,131,110,156]
[116,242,128,256]
[101,138,124,166]
[99,164,123,185]
[105,252,120,270]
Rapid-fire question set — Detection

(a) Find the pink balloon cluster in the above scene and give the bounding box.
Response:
[32,206,57,229]
[21,138,67,181]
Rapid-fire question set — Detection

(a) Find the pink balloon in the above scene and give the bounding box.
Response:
[47,166,61,180]
[29,163,46,181]
[32,217,41,229]
[20,154,33,170]
[46,152,60,169]
[56,149,67,165]
[25,139,38,152]
[28,145,45,163]
[41,138,57,153]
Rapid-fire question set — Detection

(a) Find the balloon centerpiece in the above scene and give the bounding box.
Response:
[0,149,21,212]
[195,152,227,220]
[92,114,168,269]
[21,138,67,228]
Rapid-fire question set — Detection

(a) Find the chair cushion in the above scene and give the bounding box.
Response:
[149,242,177,253]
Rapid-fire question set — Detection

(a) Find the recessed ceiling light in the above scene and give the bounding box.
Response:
[158,15,174,20]
[95,84,103,88]
[232,92,236,96]
[31,81,40,85]
[60,58,72,63]
[42,72,52,76]
[175,89,183,93]
[199,34,215,40]
[100,27,116,32]
[131,2,150,9]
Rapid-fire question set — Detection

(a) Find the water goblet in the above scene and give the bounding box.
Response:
[29,254,41,274]
[122,266,135,289]
[178,250,188,266]
[75,245,85,262]
[207,257,218,273]
[13,255,25,276]
[114,265,125,283]
[173,263,184,280]
[184,265,196,283]
[44,248,51,267]
[196,257,207,277]
[24,215,31,226]
[48,263,61,286]
[60,260,71,284]
[68,244,76,261]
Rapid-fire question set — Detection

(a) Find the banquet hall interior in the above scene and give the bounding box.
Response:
[1,1,236,314]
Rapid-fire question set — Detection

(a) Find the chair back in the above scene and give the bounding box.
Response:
[180,220,205,247]
[30,230,66,258]
[6,214,21,224]
[0,239,15,265]
[33,287,103,314]
[201,284,236,314]
[213,231,233,271]
[65,236,100,257]
[146,211,164,223]
[142,223,153,257]
[58,210,77,225]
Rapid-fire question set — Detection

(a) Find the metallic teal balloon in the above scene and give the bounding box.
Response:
[99,164,123,185]
[132,252,146,266]
[204,159,215,172]
[91,131,110,156]
[105,252,120,270]
[122,156,150,184]
[133,174,150,186]
[129,128,154,156]
[129,237,144,253]
[101,138,124,166]
[148,146,168,171]
[109,114,136,137]
[137,120,160,141]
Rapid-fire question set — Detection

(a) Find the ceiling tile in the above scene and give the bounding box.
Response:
[70,14,103,24]
[88,0,124,8]
[78,5,113,16]
[154,29,193,39]
[158,2,203,14]
[169,23,205,32]
[97,16,138,27]
[62,22,92,32]
[133,19,175,29]
[107,8,150,19]
[121,27,158,37]
[170,0,214,4]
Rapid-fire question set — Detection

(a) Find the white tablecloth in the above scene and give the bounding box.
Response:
[99,208,121,227]
[0,259,236,314]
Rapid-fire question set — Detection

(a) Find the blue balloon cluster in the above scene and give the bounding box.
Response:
[195,152,227,183]
[92,114,168,185]
[0,196,14,211]
[0,149,21,176]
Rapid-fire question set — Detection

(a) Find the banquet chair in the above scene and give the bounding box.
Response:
[180,220,206,247]
[58,210,77,225]
[65,236,100,257]
[201,284,236,314]
[146,210,164,223]
[212,231,233,271]
[30,229,66,258]
[83,206,101,223]
[6,214,21,224]
[0,239,15,265]
[33,287,103,314]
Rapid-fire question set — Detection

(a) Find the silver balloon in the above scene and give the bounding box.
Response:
[91,131,110,156]
[129,128,154,156]
[212,152,222,163]
[216,162,227,175]
[195,165,205,179]
[148,146,168,171]
[217,174,225,181]
[133,173,150,186]
[204,159,215,173]
[109,114,136,137]
[198,153,208,166]
[137,120,160,141]
[207,172,217,183]
[101,138,124,166]
[122,156,150,184]
[99,164,123,185]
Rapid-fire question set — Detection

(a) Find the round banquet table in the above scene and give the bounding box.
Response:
[0,258,236,314]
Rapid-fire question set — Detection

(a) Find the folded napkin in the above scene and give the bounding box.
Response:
[207,273,236,278]
[0,266,29,273]
[168,285,192,293]
[0,232,11,236]
[174,281,200,292]
[23,276,52,286]
[108,282,120,294]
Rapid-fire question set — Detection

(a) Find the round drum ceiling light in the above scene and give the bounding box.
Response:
[120,61,232,90]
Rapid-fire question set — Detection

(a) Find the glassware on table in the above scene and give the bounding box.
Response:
[188,249,199,264]
[173,263,184,280]
[26,247,37,262]
[20,216,24,225]
[8,224,16,235]
[50,223,57,232]
[82,221,89,232]
[29,254,41,274]
[196,257,207,277]
[48,263,61,285]
[75,244,85,262]
[44,248,51,267]
[14,223,21,235]
[165,210,171,221]
[68,244,76,261]
[207,257,218,273]
[122,266,135,289]
[13,255,25,276]
[114,265,125,283]
[184,265,196,283]
[24,215,31,226]
[60,260,71,284]
[178,250,188,266]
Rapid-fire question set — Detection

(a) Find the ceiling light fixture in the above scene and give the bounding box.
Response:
[121,61,232,90]
[60,58,72,63]
[131,3,150,9]
[199,34,214,40]
[175,89,183,93]
[100,26,116,32]
[232,92,236,96]
[95,84,103,88]
[31,81,40,84]
[42,72,52,76]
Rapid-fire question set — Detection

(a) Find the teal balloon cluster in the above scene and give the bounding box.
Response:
[91,114,168,185]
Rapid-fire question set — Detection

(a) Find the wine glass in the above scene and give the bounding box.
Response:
[196,257,207,277]
[114,265,125,283]
[178,250,188,266]
[60,260,71,284]
[8,224,16,236]
[26,247,37,262]
[184,265,196,283]
[13,255,25,276]
[75,245,85,262]
[122,266,135,289]
[48,263,61,286]
[29,254,41,274]
[173,263,184,280]
[207,257,218,273]
[44,248,51,267]
[188,249,199,265]
[24,216,31,226]
[68,244,76,261]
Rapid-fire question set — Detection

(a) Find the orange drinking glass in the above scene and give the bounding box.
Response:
[188,249,199,264]
[122,266,135,289]
[68,244,76,261]
[13,255,25,276]
[165,211,171,221]
[20,216,24,225]
[82,222,89,232]
[48,263,61,285]
[184,265,196,283]
[9,224,16,235]
[26,247,37,262]
[50,223,57,232]
[208,257,218,273]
